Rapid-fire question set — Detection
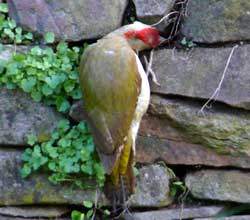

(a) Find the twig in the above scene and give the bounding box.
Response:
[178,188,190,220]
[143,50,160,86]
[198,45,239,115]
[91,188,100,220]
[151,11,179,27]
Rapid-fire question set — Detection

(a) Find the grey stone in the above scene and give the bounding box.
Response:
[0,149,171,207]
[181,0,250,43]
[0,216,68,220]
[0,88,64,146]
[149,95,250,156]
[150,45,250,110]
[129,164,173,207]
[0,148,108,205]
[125,206,224,220]
[8,0,128,41]
[0,206,70,218]
[133,0,174,24]
[195,217,250,220]
[186,170,250,203]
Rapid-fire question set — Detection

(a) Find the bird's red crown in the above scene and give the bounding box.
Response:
[124,27,160,48]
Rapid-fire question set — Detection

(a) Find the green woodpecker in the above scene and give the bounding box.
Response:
[79,21,161,195]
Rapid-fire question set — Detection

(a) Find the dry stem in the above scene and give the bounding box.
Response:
[144,50,160,86]
[198,45,239,115]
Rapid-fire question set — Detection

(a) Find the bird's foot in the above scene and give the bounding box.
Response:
[110,176,133,219]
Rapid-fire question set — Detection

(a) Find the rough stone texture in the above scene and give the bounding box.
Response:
[0,217,68,220]
[133,0,174,24]
[0,148,107,205]
[150,46,250,110]
[8,0,128,41]
[150,95,250,156]
[0,88,64,146]
[0,149,172,207]
[0,206,70,218]
[186,170,250,203]
[125,206,224,220]
[129,164,173,207]
[195,217,250,220]
[70,99,250,168]
[181,0,250,43]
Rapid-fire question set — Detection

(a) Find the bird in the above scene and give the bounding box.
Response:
[79,21,161,203]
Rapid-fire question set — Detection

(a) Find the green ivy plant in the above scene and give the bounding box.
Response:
[71,200,110,220]
[0,39,83,112]
[180,37,196,49]
[0,3,33,43]
[21,119,105,189]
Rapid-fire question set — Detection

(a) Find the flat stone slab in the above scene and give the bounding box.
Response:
[149,95,250,156]
[0,206,70,218]
[125,206,224,220]
[0,149,172,207]
[181,0,250,43]
[8,0,128,41]
[0,88,64,146]
[133,0,174,24]
[195,217,250,220]
[186,170,250,203]
[150,45,250,110]
[0,217,68,220]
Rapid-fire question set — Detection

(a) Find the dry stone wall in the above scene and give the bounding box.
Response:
[0,0,250,219]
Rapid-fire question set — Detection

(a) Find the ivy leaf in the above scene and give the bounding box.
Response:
[63,80,75,92]
[4,28,15,39]
[6,82,16,89]
[71,210,85,220]
[77,122,88,133]
[20,164,31,178]
[21,77,36,92]
[81,162,93,175]
[86,209,93,219]
[57,119,70,131]
[7,19,16,29]
[24,32,33,40]
[55,96,70,112]
[48,162,57,171]
[0,3,8,13]
[80,148,91,162]
[44,32,55,43]
[42,84,53,96]
[45,75,61,89]
[31,90,42,102]
[83,200,93,208]
[15,27,22,35]
[58,138,71,148]
[70,88,82,99]
[21,148,33,161]
[27,134,37,146]
[56,42,68,54]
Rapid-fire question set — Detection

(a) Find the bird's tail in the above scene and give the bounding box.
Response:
[108,134,135,205]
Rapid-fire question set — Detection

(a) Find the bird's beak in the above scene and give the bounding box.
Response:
[158,31,167,45]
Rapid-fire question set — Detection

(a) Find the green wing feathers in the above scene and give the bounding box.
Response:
[79,36,141,174]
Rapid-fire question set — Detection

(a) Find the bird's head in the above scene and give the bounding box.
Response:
[106,21,161,51]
